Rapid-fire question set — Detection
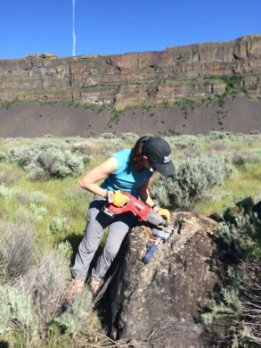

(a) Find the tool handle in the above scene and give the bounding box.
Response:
[104,192,151,220]
[142,243,158,264]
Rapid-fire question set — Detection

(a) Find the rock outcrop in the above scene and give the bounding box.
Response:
[0,35,261,110]
[104,212,221,348]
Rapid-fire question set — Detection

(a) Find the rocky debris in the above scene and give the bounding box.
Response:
[0,94,260,137]
[105,212,222,348]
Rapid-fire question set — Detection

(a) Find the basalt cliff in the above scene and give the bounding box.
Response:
[0,35,261,136]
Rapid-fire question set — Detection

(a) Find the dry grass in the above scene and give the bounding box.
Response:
[0,222,35,281]
[18,244,72,329]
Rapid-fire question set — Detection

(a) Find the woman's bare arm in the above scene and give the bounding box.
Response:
[138,178,155,207]
[80,157,117,197]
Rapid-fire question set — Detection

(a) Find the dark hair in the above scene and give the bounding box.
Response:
[131,135,151,163]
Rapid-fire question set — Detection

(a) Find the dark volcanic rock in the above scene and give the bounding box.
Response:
[0,35,261,110]
[106,212,220,348]
[0,35,260,137]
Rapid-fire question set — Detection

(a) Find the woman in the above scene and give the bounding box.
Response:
[69,135,175,297]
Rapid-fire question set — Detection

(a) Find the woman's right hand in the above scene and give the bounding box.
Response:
[110,191,130,207]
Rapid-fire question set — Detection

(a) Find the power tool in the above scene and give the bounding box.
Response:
[103,192,176,264]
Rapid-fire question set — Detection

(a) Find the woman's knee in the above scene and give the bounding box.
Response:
[104,240,122,259]
[104,228,128,258]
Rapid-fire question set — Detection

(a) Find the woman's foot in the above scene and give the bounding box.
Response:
[66,278,85,301]
[89,275,102,296]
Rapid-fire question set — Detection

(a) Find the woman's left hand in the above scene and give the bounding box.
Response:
[157,208,171,222]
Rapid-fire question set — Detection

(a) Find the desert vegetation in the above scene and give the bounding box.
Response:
[0,131,260,347]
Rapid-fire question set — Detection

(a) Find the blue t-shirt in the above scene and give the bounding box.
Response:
[100,149,152,197]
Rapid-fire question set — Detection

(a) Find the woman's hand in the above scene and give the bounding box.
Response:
[109,191,130,207]
[157,208,171,222]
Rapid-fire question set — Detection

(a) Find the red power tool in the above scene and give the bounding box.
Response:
[103,192,175,263]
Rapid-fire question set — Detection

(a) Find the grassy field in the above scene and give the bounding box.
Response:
[0,131,260,347]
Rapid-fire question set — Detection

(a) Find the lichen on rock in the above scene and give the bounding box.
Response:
[102,212,221,347]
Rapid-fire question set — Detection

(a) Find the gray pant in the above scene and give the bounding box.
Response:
[71,196,138,281]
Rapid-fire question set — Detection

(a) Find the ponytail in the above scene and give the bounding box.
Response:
[131,135,151,163]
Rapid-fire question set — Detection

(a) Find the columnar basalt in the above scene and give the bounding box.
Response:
[0,36,260,110]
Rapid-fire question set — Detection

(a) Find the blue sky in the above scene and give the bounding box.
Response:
[1,0,261,59]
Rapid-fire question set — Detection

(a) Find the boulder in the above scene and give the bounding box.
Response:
[106,212,221,348]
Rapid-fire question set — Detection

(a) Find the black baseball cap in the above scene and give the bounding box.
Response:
[143,137,175,177]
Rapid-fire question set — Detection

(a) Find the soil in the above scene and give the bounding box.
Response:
[0,95,260,137]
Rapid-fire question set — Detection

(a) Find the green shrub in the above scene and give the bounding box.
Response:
[0,184,12,199]
[8,145,38,166]
[29,204,48,222]
[219,211,261,258]
[202,205,261,346]
[30,190,48,205]
[121,132,139,143]
[26,162,46,180]
[54,289,93,333]
[222,74,242,95]
[8,142,85,180]
[211,139,230,151]
[14,206,46,226]
[172,135,199,149]
[0,166,24,185]
[20,242,72,328]
[49,216,68,235]
[0,241,72,338]
[151,155,235,208]
[207,131,232,141]
[0,285,38,335]
[11,188,47,207]
[0,151,6,162]
[82,154,91,164]
[0,187,48,208]
[202,287,241,325]
[231,151,261,166]
[100,132,116,139]
[35,148,84,178]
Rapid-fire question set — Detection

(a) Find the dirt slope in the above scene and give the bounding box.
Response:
[0,95,260,137]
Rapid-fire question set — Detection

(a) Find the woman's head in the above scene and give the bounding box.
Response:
[132,136,175,177]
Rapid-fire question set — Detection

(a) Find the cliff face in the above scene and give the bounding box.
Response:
[0,35,261,110]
